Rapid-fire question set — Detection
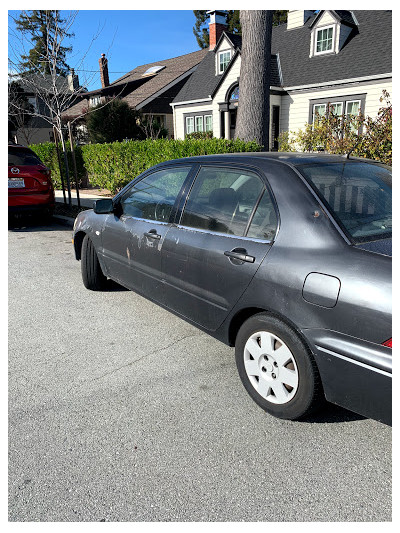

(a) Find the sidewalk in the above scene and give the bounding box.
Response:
[55,188,113,208]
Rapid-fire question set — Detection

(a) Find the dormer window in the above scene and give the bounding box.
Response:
[315,26,334,54]
[218,50,231,73]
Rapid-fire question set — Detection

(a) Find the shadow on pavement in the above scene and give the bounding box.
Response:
[8,215,72,232]
[300,402,367,424]
[105,280,130,292]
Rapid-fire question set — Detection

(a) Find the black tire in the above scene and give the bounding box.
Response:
[81,234,107,290]
[235,313,324,420]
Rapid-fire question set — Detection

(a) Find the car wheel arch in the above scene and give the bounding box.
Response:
[74,230,86,260]
[228,306,314,353]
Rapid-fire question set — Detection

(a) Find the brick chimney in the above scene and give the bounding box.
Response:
[207,10,227,50]
[99,53,110,88]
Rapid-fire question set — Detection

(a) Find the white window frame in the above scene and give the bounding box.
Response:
[195,116,204,132]
[314,25,335,55]
[345,100,361,116]
[329,102,343,116]
[218,50,231,74]
[313,103,327,124]
[346,100,362,132]
[204,115,213,132]
[186,116,194,134]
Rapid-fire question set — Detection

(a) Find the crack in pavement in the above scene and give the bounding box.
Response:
[65,332,207,394]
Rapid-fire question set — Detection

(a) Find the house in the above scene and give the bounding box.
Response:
[171,10,392,149]
[64,49,208,139]
[9,71,82,146]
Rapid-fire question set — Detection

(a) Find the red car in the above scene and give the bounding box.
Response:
[8,144,55,220]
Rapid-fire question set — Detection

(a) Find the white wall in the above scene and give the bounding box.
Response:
[281,79,392,133]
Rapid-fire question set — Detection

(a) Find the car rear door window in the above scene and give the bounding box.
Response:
[246,190,278,241]
[180,167,264,236]
[120,167,191,222]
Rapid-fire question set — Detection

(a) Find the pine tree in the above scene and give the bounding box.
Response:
[14,10,72,75]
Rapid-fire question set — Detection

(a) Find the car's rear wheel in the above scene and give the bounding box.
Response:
[81,234,107,290]
[235,313,323,420]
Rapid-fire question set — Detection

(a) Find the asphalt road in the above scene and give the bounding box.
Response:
[8,219,392,522]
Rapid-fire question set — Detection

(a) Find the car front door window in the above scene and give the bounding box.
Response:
[121,167,191,222]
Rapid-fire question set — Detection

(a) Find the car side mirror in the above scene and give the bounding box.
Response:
[93,198,114,214]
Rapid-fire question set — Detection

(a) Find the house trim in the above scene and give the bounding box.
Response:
[284,73,392,92]
[170,97,212,108]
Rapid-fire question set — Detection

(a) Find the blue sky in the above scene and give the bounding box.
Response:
[8,10,204,91]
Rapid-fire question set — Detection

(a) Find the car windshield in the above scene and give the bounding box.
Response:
[8,147,43,167]
[296,161,392,243]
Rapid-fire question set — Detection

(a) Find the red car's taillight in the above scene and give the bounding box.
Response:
[382,338,392,348]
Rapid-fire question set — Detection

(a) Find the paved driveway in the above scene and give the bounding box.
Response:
[8,219,392,522]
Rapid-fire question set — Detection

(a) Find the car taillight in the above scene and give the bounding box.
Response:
[382,338,392,348]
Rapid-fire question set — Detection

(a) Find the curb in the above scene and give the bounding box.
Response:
[52,214,74,228]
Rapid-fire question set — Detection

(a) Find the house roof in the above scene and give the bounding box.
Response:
[173,10,391,104]
[109,48,208,109]
[309,10,358,29]
[272,10,391,87]
[63,48,208,118]
[173,32,281,104]
[14,73,80,95]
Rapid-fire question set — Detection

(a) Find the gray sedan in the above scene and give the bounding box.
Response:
[73,153,392,425]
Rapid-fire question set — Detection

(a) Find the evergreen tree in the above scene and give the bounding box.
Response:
[193,10,288,48]
[14,10,72,75]
[86,100,145,144]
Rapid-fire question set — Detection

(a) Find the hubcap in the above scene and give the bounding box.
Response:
[243,331,299,404]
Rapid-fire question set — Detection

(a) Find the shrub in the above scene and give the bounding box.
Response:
[81,137,263,193]
[86,100,144,143]
[30,137,262,194]
[278,91,392,166]
[29,140,85,189]
[185,131,214,140]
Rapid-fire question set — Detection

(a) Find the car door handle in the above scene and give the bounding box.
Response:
[144,230,161,240]
[224,249,255,263]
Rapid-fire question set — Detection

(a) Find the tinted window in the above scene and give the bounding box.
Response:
[180,167,264,236]
[120,167,190,222]
[297,162,392,243]
[8,147,43,166]
[247,190,278,241]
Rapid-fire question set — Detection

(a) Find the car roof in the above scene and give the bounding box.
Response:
[155,152,384,168]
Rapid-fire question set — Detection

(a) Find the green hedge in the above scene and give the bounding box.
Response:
[29,141,85,190]
[30,138,262,194]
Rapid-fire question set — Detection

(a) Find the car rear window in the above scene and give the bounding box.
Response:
[296,161,392,243]
[8,147,43,166]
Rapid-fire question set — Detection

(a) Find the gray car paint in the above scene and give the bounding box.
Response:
[73,153,392,424]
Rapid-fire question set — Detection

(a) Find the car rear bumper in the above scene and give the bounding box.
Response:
[8,191,55,211]
[303,328,392,425]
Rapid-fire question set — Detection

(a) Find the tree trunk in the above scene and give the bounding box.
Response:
[58,127,72,207]
[235,11,273,150]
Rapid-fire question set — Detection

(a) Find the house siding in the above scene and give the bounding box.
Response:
[280,79,392,133]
